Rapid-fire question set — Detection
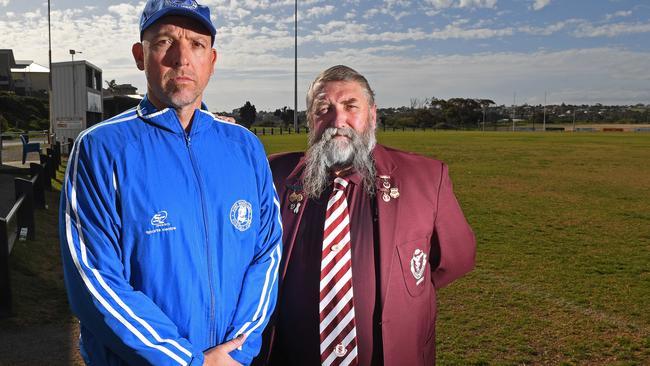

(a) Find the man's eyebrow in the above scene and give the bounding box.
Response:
[342,97,359,105]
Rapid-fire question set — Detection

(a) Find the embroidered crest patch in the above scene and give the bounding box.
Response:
[410,249,427,286]
[230,200,253,231]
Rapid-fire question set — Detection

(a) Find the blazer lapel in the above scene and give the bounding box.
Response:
[279,158,309,280]
[372,145,400,306]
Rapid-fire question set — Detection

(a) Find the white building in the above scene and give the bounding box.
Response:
[52,60,103,140]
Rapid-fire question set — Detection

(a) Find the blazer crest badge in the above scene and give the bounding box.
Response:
[410,249,427,286]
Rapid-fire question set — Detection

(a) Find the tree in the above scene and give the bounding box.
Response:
[105,79,118,94]
[273,106,295,127]
[239,101,257,128]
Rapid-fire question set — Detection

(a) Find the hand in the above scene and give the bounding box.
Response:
[203,334,247,366]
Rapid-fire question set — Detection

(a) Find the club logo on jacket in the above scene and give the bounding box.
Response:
[230,200,253,231]
[410,249,427,285]
[146,210,177,235]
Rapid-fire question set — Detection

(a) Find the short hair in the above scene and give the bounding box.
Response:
[306,65,375,127]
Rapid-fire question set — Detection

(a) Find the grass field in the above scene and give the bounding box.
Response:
[260,131,650,365]
[2,131,649,365]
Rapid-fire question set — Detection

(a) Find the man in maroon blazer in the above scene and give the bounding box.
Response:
[261,65,475,366]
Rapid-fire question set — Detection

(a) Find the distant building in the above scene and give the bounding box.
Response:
[11,60,49,97]
[0,49,17,92]
[0,50,50,97]
[52,60,103,140]
[103,83,142,119]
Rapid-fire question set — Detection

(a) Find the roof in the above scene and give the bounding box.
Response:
[10,62,49,73]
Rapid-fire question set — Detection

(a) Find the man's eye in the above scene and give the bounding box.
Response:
[155,39,172,46]
[316,107,329,115]
[193,41,206,48]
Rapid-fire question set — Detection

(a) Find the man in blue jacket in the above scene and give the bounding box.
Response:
[59,1,282,365]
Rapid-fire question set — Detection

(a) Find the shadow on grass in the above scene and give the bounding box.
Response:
[0,170,83,366]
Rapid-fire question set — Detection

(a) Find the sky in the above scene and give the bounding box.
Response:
[2,0,649,112]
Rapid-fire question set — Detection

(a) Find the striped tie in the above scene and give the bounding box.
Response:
[319,177,358,366]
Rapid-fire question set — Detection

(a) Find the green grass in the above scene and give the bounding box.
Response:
[260,131,650,365]
[3,132,649,365]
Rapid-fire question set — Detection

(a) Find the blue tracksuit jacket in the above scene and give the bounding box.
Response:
[59,96,282,366]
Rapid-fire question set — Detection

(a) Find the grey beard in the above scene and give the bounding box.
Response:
[303,126,377,199]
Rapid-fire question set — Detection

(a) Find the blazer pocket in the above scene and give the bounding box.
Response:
[396,237,430,297]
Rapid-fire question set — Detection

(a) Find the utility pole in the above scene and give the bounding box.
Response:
[511,92,517,132]
[48,0,53,145]
[70,50,82,117]
[482,105,486,132]
[543,90,547,132]
[293,0,298,132]
[573,108,576,132]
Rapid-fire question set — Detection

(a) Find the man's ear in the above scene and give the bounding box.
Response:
[132,43,145,71]
[210,48,218,76]
[369,103,377,129]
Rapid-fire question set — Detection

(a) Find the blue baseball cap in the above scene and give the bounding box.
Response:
[140,0,216,44]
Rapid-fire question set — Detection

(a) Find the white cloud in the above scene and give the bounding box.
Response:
[458,0,497,8]
[425,0,497,9]
[531,0,551,11]
[0,0,9,7]
[305,5,335,19]
[574,22,650,38]
[605,10,632,20]
[519,19,580,36]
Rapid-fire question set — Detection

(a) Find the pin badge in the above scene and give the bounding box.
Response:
[390,187,400,199]
[410,249,427,286]
[334,343,347,358]
[378,175,399,202]
[288,191,303,214]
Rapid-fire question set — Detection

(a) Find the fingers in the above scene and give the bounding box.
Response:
[217,334,247,353]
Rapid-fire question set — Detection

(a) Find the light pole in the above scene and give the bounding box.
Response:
[69,49,82,115]
[543,90,547,132]
[293,0,298,132]
[48,0,53,145]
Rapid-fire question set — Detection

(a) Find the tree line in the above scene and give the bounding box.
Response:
[233,98,650,129]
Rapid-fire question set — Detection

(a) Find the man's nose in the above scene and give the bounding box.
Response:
[171,41,190,67]
[332,107,348,129]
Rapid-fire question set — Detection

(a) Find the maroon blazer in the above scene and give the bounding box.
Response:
[262,144,476,366]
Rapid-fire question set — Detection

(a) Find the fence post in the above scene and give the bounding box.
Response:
[0,218,11,318]
[270,128,274,135]
[54,141,62,168]
[29,163,47,209]
[67,138,74,156]
[14,178,35,241]
[38,154,53,191]
[45,149,56,180]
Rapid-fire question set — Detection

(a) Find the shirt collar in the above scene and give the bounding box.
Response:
[136,94,212,135]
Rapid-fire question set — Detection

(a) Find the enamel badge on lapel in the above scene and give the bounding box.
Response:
[410,249,427,286]
[378,175,400,203]
[288,191,303,214]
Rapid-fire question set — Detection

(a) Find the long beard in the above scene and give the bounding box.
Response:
[303,126,377,199]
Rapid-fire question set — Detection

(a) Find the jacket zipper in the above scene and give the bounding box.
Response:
[185,132,216,346]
